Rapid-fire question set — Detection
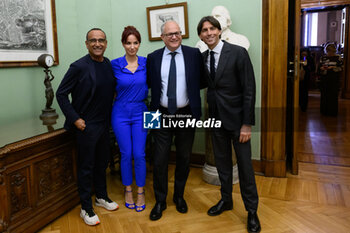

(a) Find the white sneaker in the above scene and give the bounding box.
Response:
[80,209,100,226]
[95,197,119,211]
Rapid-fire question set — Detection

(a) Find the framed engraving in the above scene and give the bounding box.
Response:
[146,2,189,41]
[0,0,59,67]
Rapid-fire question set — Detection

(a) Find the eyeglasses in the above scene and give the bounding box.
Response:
[163,31,182,38]
[87,38,106,44]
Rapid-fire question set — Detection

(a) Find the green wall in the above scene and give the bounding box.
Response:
[0,0,261,159]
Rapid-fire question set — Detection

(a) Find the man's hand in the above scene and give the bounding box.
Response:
[239,124,252,143]
[74,118,86,131]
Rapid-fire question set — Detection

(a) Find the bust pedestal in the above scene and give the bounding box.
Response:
[202,93,239,185]
[203,163,239,185]
[203,124,239,185]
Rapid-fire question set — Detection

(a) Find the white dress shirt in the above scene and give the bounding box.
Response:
[206,40,224,72]
[160,46,189,108]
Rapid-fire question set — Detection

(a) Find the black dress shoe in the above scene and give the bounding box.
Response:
[247,211,261,233]
[149,202,167,221]
[207,200,233,216]
[173,197,188,213]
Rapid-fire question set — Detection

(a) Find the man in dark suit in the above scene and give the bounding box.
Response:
[197,16,261,233]
[56,28,118,226]
[147,21,203,221]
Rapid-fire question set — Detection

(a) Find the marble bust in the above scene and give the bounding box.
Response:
[196,5,250,52]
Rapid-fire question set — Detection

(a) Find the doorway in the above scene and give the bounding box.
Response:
[298,5,350,168]
[287,2,350,174]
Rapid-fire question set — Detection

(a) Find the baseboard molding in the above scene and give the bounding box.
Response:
[252,159,263,174]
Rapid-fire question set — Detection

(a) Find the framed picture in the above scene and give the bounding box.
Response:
[0,0,59,67]
[146,2,189,41]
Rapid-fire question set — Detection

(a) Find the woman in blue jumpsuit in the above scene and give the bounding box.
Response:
[111,26,148,212]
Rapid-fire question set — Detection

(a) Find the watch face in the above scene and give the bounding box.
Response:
[45,55,54,67]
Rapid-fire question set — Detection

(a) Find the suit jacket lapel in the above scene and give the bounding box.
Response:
[202,50,214,87]
[155,48,164,88]
[215,41,230,83]
[80,55,97,113]
[86,54,96,92]
[181,46,190,84]
[85,54,96,76]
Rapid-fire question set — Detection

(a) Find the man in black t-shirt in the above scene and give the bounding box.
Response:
[56,28,118,226]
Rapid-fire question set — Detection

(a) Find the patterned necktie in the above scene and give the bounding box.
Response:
[167,52,177,114]
[210,50,216,80]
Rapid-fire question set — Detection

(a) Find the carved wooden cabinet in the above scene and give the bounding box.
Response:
[0,119,79,233]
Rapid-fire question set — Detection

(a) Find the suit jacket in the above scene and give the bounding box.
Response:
[56,54,115,130]
[202,41,256,131]
[146,45,204,119]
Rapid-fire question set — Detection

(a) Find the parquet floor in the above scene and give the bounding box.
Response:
[298,92,350,166]
[39,163,350,233]
[39,92,350,233]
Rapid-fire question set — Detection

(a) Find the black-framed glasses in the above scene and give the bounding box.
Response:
[163,31,182,38]
[88,38,106,44]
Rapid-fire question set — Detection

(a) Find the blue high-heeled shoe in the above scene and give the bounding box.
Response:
[135,191,146,212]
[124,189,135,209]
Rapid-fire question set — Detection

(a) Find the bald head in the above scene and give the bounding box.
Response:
[160,20,182,52]
[161,20,180,35]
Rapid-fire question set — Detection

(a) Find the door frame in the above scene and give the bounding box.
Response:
[261,0,289,177]
[291,0,301,175]
[301,0,350,8]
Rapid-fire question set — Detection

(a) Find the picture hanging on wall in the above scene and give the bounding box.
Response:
[0,0,59,67]
[146,2,189,41]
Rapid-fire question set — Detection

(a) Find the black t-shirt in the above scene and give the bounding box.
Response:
[83,59,115,123]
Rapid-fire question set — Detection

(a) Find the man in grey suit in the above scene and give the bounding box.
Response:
[197,16,261,233]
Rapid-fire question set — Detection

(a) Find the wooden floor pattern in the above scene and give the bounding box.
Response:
[39,92,350,233]
[39,161,350,233]
[298,92,350,167]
